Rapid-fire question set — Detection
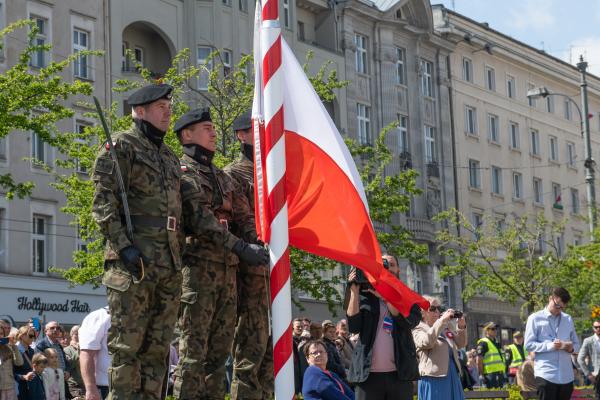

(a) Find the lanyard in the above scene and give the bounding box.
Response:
[548,313,562,340]
[324,370,345,394]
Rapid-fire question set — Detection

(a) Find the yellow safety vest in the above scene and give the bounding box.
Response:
[477,337,505,374]
[508,344,524,368]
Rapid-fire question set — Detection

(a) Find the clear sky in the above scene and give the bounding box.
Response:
[430,0,600,75]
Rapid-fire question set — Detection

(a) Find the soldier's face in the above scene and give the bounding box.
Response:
[138,99,172,132]
[236,128,252,144]
[187,121,217,151]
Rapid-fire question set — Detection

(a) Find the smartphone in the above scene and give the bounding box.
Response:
[0,337,8,345]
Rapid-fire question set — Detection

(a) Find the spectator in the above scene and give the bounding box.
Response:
[303,318,312,332]
[27,319,41,346]
[35,322,70,379]
[79,307,111,400]
[465,349,480,387]
[42,348,66,400]
[57,327,69,349]
[299,322,325,387]
[517,353,536,392]
[346,268,421,400]
[9,327,19,345]
[302,339,354,400]
[292,318,305,394]
[1,320,23,400]
[577,319,600,399]
[27,353,48,400]
[525,287,579,400]
[476,322,505,388]
[336,320,353,372]
[321,320,347,380]
[505,331,526,383]
[412,295,466,400]
[14,326,36,400]
[64,326,84,399]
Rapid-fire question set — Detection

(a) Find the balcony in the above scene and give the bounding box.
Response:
[406,217,436,242]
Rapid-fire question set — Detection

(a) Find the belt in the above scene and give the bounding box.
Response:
[130,215,179,231]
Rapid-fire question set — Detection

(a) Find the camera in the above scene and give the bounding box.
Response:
[453,310,463,319]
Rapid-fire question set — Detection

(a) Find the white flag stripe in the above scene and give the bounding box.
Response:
[268,203,289,262]
[274,356,295,400]
[262,67,284,124]
[271,277,292,341]
[265,136,286,193]
[260,24,280,60]
[280,38,369,211]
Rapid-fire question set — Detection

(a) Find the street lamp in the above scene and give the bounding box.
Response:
[527,56,597,239]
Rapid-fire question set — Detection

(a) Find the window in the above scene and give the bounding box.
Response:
[469,159,480,188]
[533,178,543,204]
[507,75,515,99]
[424,125,436,163]
[530,129,540,156]
[556,235,564,256]
[574,235,582,246]
[465,106,477,135]
[197,46,213,90]
[121,41,128,71]
[396,47,406,85]
[567,142,576,167]
[471,212,483,239]
[76,224,88,253]
[462,57,472,82]
[488,113,499,143]
[528,83,536,107]
[74,121,90,173]
[134,46,144,67]
[32,215,49,274]
[222,49,232,76]
[0,2,4,60]
[546,96,554,113]
[355,34,367,74]
[549,136,558,161]
[509,121,520,149]
[283,0,290,28]
[297,21,305,41]
[0,135,6,160]
[571,188,580,214]
[513,172,523,199]
[421,60,433,97]
[31,132,45,165]
[357,103,371,145]
[239,0,248,12]
[564,99,572,120]
[223,0,231,7]
[398,115,408,153]
[30,16,48,68]
[491,166,502,195]
[73,29,89,79]
[552,183,562,208]
[485,66,495,91]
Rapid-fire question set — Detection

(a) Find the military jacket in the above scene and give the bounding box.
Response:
[180,154,256,264]
[91,123,183,269]
[224,153,269,275]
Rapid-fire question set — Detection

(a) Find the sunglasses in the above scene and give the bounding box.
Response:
[428,306,444,313]
[593,326,600,330]
[28,334,36,338]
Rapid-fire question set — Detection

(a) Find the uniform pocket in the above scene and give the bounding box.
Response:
[102,269,132,292]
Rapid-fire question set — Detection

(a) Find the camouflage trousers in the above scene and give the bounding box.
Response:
[173,258,237,400]
[230,267,274,400]
[103,260,181,400]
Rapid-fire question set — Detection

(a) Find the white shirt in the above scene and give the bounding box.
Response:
[78,307,111,386]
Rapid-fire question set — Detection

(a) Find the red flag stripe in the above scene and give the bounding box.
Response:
[262,0,278,22]
[272,322,293,376]
[267,177,287,219]
[262,36,282,88]
[270,248,291,302]
[265,107,285,147]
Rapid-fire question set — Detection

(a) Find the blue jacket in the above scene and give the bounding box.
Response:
[26,373,46,400]
[302,365,354,400]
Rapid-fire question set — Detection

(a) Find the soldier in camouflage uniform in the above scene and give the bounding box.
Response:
[225,111,274,399]
[92,87,266,400]
[172,108,268,400]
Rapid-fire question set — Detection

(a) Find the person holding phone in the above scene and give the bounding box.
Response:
[412,295,467,400]
[525,287,580,400]
[0,320,23,400]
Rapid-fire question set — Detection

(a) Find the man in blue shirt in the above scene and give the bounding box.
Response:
[524,287,580,400]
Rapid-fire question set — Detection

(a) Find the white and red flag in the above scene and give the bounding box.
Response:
[252,1,428,397]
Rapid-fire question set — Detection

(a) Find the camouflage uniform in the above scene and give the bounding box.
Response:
[92,122,183,400]
[225,152,274,400]
[173,151,257,400]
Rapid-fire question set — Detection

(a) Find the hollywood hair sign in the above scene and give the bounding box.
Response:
[17,296,91,316]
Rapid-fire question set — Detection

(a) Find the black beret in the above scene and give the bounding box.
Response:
[128,83,173,106]
[232,110,252,131]
[174,107,212,133]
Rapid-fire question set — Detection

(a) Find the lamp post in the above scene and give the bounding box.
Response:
[527,56,596,239]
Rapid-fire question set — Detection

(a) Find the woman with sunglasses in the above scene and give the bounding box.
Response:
[413,295,467,400]
[302,339,354,400]
[14,326,37,400]
[0,321,23,400]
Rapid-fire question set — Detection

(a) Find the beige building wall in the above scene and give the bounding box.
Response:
[433,5,600,345]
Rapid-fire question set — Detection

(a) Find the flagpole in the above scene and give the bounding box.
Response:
[259,0,294,398]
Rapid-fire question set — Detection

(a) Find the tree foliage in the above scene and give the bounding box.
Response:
[435,209,581,317]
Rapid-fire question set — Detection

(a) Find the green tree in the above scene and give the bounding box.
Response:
[435,209,578,317]
[0,19,99,198]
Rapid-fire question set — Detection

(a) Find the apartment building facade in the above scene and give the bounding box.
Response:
[433,5,600,345]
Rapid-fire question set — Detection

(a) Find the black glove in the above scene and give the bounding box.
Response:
[232,239,269,266]
[119,245,143,278]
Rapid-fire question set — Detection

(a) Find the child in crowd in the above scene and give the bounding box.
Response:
[42,348,65,400]
[27,353,48,400]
